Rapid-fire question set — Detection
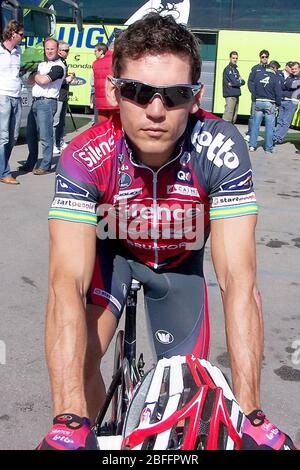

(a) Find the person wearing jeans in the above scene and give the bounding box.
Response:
[249,62,282,153]
[249,101,276,152]
[19,38,65,175]
[245,49,270,141]
[0,20,24,185]
[26,97,57,170]
[273,62,300,144]
[53,41,75,155]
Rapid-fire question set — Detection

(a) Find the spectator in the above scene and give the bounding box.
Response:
[281,61,294,80]
[0,20,24,185]
[93,41,119,123]
[273,62,300,145]
[90,43,107,125]
[19,38,66,175]
[249,61,282,154]
[222,51,245,123]
[245,49,270,142]
[53,41,75,156]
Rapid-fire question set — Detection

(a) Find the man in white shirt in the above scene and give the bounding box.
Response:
[20,38,66,175]
[0,20,24,185]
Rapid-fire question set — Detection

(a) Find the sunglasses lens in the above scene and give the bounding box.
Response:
[119,81,141,102]
[163,86,194,107]
[117,80,197,108]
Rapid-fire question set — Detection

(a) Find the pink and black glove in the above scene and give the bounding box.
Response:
[242,409,298,450]
[37,413,98,450]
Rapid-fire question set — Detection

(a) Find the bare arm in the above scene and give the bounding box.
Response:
[211,215,263,414]
[34,72,52,86]
[46,219,96,417]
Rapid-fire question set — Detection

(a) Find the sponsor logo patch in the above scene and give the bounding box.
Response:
[73,130,115,171]
[211,192,256,207]
[56,174,89,197]
[167,184,199,197]
[119,173,132,189]
[93,288,121,312]
[113,187,143,202]
[176,168,193,183]
[220,170,253,192]
[52,197,96,213]
[191,122,240,169]
[155,330,174,345]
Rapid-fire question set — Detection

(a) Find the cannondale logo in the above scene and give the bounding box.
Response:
[155,330,174,345]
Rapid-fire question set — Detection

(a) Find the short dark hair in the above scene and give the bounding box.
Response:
[286,61,294,68]
[95,43,108,54]
[259,49,269,58]
[2,20,24,41]
[113,13,201,83]
[269,60,280,70]
[230,51,238,57]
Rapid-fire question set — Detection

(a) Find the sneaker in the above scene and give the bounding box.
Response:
[249,146,256,152]
[53,145,61,155]
[60,140,68,151]
[244,133,250,142]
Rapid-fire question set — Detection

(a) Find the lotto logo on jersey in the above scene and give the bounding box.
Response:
[191,121,240,169]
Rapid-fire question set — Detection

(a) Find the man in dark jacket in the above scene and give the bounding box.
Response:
[273,62,300,144]
[245,49,269,141]
[222,51,245,123]
[249,61,282,153]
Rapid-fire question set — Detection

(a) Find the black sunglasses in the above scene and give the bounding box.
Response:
[110,77,201,108]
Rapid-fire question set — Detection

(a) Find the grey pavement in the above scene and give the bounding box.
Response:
[0,119,299,449]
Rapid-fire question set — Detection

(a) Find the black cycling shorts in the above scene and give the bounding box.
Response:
[87,239,210,360]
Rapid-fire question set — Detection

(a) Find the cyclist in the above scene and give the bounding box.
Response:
[38,13,297,450]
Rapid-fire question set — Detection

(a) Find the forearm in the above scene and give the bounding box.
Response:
[46,281,88,417]
[34,74,50,86]
[222,281,264,414]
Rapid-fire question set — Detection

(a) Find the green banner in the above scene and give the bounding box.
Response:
[57,23,124,107]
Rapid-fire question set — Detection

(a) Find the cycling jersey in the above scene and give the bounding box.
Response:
[49,110,257,270]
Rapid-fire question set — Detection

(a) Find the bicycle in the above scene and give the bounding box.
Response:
[93,277,245,451]
[94,279,146,440]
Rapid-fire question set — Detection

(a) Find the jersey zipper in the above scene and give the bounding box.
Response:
[129,148,184,269]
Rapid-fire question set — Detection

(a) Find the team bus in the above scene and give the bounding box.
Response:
[0,0,82,125]
[41,1,300,121]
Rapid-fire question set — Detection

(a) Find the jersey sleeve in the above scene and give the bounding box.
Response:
[192,119,258,221]
[48,141,102,225]
[47,65,64,81]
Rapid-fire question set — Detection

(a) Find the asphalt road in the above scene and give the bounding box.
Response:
[0,117,299,449]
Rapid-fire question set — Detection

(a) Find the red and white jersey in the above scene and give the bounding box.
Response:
[49,111,257,269]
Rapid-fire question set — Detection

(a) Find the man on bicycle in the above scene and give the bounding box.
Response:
[38,13,297,450]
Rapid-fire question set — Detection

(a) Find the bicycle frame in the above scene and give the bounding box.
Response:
[94,279,144,437]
